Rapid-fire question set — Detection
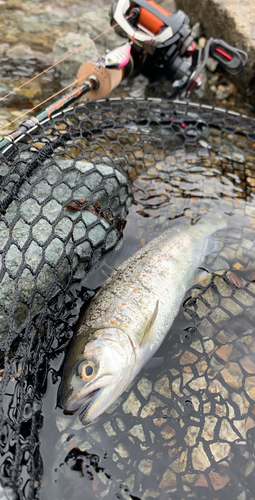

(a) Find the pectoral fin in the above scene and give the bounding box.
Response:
[139,300,159,348]
[189,268,211,288]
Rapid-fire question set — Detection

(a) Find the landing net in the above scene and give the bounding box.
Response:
[0,98,255,500]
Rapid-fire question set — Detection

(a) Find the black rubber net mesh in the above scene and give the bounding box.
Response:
[0,98,255,500]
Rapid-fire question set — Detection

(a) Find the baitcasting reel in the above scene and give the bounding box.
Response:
[107,0,248,97]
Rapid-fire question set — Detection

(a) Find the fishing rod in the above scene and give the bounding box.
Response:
[0,0,248,156]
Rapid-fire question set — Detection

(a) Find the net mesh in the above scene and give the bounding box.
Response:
[0,98,255,500]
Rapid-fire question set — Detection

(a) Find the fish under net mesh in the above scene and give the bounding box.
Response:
[0,98,255,500]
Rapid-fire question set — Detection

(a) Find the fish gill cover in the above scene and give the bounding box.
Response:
[0,98,255,500]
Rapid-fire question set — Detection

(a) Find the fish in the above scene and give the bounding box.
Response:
[60,211,228,424]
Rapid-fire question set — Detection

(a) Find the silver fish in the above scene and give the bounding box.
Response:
[61,212,227,424]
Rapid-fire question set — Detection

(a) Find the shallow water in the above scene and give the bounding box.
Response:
[1,98,255,499]
[39,144,255,500]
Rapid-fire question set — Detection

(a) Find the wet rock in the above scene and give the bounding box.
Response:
[216,344,233,362]
[78,6,123,52]
[138,459,153,476]
[6,43,52,63]
[128,424,146,442]
[190,22,201,40]
[180,350,198,365]
[103,421,116,437]
[161,425,176,440]
[208,379,229,399]
[215,404,227,417]
[122,391,141,416]
[245,416,255,432]
[154,374,171,398]
[184,426,200,447]
[0,159,130,341]
[219,419,239,441]
[201,415,218,441]
[209,442,231,462]
[192,441,210,471]
[137,377,152,399]
[240,355,255,374]
[171,450,188,473]
[189,376,207,391]
[206,56,218,72]
[141,488,160,500]
[53,33,97,81]
[159,469,177,489]
[245,376,255,401]
[114,443,129,458]
[231,392,250,416]
[210,307,230,323]
[221,362,243,390]
[198,37,207,49]
[209,471,230,491]
[140,395,166,418]
[194,474,208,487]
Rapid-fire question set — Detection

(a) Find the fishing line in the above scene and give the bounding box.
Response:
[0,14,135,106]
[0,71,94,133]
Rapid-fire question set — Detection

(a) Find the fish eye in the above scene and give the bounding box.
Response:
[74,359,98,382]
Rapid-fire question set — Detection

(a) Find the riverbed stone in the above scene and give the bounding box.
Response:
[192,441,211,471]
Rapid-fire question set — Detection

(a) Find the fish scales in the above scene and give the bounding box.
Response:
[61,212,227,423]
[80,218,221,347]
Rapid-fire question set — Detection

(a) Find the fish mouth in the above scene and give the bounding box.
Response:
[78,388,101,423]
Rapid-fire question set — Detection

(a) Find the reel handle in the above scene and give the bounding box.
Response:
[210,39,248,75]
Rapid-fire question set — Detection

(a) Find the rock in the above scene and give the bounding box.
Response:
[122,391,141,416]
[219,419,239,441]
[221,298,243,315]
[159,469,177,489]
[140,395,166,418]
[180,350,198,365]
[245,376,255,401]
[215,83,237,100]
[137,377,153,399]
[189,376,207,391]
[215,404,227,417]
[192,441,211,471]
[171,450,188,473]
[52,33,97,81]
[103,421,116,437]
[138,459,153,476]
[220,362,243,390]
[231,392,250,416]
[78,6,123,53]
[154,375,171,399]
[114,443,129,458]
[208,379,229,399]
[198,37,207,49]
[206,56,218,72]
[160,425,175,440]
[216,344,233,362]
[141,488,160,500]
[209,442,230,462]
[240,355,255,374]
[0,159,131,341]
[6,43,52,63]
[201,415,218,441]
[128,424,146,442]
[191,22,201,40]
[209,471,230,491]
[184,426,200,447]
[194,474,208,487]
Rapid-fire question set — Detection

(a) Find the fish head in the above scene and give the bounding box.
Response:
[61,327,136,424]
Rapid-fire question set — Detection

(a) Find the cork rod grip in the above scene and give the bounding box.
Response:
[77,61,124,100]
